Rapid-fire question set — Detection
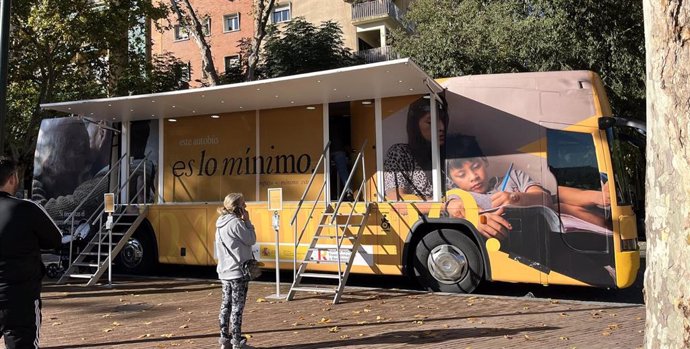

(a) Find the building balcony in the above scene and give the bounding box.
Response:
[351,0,406,27]
[355,46,400,64]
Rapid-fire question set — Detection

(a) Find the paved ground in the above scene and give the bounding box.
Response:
[13,277,645,349]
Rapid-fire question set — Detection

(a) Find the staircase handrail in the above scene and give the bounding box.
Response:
[62,153,127,226]
[290,141,331,226]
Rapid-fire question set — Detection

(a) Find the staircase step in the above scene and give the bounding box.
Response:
[299,272,341,279]
[290,286,337,294]
[308,247,353,252]
[313,235,356,240]
[317,223,363,228]
[323,212,366,216]
[69,273,95,279]
[73,262,100,268]
[81,252,111,256]
[303,259,348,265]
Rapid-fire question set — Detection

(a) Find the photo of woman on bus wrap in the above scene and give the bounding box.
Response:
[383,96,448,214]
[215,193,256,349]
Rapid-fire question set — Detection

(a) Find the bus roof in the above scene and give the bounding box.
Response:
[40,58,440,123]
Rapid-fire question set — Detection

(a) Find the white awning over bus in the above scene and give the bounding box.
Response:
[41,58,441,123]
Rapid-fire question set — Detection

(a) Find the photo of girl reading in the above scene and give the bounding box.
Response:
[443,136,552,239]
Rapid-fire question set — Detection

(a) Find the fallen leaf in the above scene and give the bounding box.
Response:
[560,336,569,341]
[412,320,424,324]
[524,335,531,340]
[602,331,611,336]
[352,310,361,314]
[161,333,174,338]
[356,321,368,325]
[504,335,512,339]
[318,317,331,324]
[103,329,113,333]
[144,321,153,325]
[328,326,339,333]
[363,308,371,313]
[112,322,121,326]
[607,324,620,330]
[137,334,153,339]
[179,324,188,329]
[376,316,383,320]
[256,298,267,303]
[339,335,350,339]
[560,312,569,317]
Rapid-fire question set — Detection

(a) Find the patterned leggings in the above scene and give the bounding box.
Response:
[219,278,249,342]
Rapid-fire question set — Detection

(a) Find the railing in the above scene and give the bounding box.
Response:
[329,140,368,278]
[62,153,152,271]
[352,0,406,24]
[356,46,400,63]
[290,142,332,279]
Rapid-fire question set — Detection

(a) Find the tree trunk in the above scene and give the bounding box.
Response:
[170,0,219,85]
[643,1,690,348]
[247,0,275,81]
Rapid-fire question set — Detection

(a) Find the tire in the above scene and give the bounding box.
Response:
[116,230,157,275]
[413,229,483,293]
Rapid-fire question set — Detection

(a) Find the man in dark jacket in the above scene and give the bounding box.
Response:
[0,157,62,348]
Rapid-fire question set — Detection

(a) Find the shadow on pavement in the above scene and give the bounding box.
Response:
[265,326,560,349]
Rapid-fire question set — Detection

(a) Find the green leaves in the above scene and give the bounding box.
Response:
[391,0,645,121]
[261,18,362,78]
[5,0,183,170]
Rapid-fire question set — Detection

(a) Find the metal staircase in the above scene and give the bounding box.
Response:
[57,154,152,286]
[287,141,370,304]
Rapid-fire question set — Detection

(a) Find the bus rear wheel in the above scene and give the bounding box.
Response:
[116,230,156,275]
[413,229,483,293]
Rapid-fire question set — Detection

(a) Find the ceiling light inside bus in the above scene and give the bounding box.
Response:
[361,100,372,105]
[211,115,220,119]
[168,118,177,122]
[306,106,316,110]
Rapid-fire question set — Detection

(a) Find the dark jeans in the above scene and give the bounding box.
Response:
[332,151,352,194]
[0,298,41,349]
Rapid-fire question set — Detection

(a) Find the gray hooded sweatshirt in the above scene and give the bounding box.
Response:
[215,213,256,280]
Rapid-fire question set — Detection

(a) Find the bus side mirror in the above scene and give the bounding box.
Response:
[598,117,616,129]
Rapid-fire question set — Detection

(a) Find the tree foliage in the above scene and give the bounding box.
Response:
[261,18,362,78]
[391,0,645,121]
[6,0,185,179]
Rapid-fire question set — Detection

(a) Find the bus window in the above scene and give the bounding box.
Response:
[547,129,612,251]
[607,125,646,240]
[382,96,446,204]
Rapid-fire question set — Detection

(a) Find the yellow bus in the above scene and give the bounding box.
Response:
[39,59,644,295]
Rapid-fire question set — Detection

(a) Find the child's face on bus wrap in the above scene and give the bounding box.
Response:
[448,159,488,193]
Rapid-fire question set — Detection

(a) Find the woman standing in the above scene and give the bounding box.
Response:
[215,193,256,349]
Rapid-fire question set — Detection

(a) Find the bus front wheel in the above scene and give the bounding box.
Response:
[413,229,483,293]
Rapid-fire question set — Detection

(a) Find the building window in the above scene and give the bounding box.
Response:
[174,25,189,41]
[181,61,191,81]
[224,55,240,73]
[272,5,291,23]
[202,17,211,36]
[223,14,240,32]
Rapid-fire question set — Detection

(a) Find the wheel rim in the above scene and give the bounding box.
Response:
[121,238,144,269]
[427,244,469,284]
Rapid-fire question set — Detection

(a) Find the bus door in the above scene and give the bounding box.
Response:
[541,123,616,287]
